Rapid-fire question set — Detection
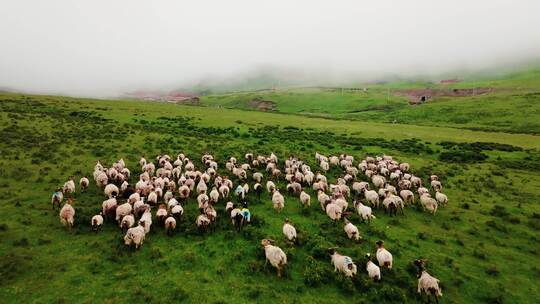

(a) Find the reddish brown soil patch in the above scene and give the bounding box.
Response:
[248,97,276,111]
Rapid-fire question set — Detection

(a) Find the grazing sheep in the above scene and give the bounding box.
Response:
[326,202,342,221]
[196,214,211,232]
[372,175,386,189]
[115,202,133,223]
[418,187,430,197]
[415,259,443,303]
[156,204,168,225]
[178,185,190,200]
[225,201,234,213]
[102,197,118,219]
[59,198,75,229]
[317,191,330,211]
[124,223,146,249]
[230,208,245,231]
[329,249,357,277]
[272,190,285,213]
[139,208,152,233]
[171,204,184,220]
[431,180,442,192]
[376,240,393,270]
[356,202,375,223]
[435,190,448,206]
[266,181,276,194]
[63,178,75,194]
[91,213,104,232]
[95,172,108,187]
[120,214,135,232]
[51,188,64,209]
[147,190,158,205]
[254,183,263,201]
[343,219,361,241]
[365,253,381,281]
[282,219,297,242]
[420,193,438,214]
[261,239,287,277]
[79,177,89,192]
[209,187,220,203]
[164,216,176,236]
[104,184,119,199]
[299,191,311,207]
[364,190,380,208]
[400,190,415,205]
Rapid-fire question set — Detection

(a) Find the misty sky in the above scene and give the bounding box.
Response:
[1,0,539,96]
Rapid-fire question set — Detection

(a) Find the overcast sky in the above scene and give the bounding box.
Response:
[1,0,539,96]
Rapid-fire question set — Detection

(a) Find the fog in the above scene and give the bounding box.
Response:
[1,0,539,96]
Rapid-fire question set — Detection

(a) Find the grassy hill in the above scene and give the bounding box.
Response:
[200,69,540,135]
[1,92,539,303]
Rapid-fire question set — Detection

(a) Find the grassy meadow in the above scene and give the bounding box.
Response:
[1,86,539,304]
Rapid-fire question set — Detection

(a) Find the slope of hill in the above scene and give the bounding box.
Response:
[199,69,540,134]
[1,92,539,303]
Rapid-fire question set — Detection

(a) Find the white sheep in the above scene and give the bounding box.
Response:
[364,190,380,208]
[171,204,184,220]
[91,212,103,232]
[120,214,135,232]
[115,202,133,223]
[63,178,75,194]
[164,216,176,236]
[266,181,276,194]
[365,253,381,281]
[400,190,415,205]
[196,214,211,231]
[415,259,443,303]
[299,191,311,207]
[282,219,297,241]
[329,249,357,277]
[102,197,117,219]
[261,239,287,277]
[356,202,375,223]
[435,190,448,206]
[272,190,285,213]
[420,193,438,214]
[124,223,146,249]
[104,184,119,198]
[79,177,89,192]
[139,208,152,233]
[376,240,393,269]
[326,202,342,221]
[59,198,75,229]
[343,219,361,241]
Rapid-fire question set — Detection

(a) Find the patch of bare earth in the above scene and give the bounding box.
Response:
[247,97,277,111]
[395,88,493,104]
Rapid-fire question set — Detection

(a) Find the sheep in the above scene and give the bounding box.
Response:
[356,202,375,223]
[63,178,75,194]
[225,201,234,213]
[435,190,448,206]
[266,181,276,194]
[254,183,263,201]
[364,189,380,208]
[163,190,174,204]
[115,202,133,223]
[156,204,168,225]
[376,240,393,270]
[104,184,119,199]
[415,259,443,303]
[400,190,415,205]
[102,197,118,220]
[196,214,211,232]
[197,192,209,209]
[196,180,208,194]
[352,182,369,194]
[124,223,146,249]
[253,172,263,183]
[178,185,190,200]
[51,188,64,209]
[430,180,442,192]
[59,198,75,229]
[420,193,438,214]
[79,177,89,192]
[147,190,158,205]
[372,175,386,189]
[326,202,342,221]
[329,249,357,277]
[365,253,381,281]
[299,191,311,207]
[120,214,135,232]
[91,213,104,232]
[230,208,245,231]
[343,219,361,241]
[139,208,152,233]
[286,181,302,196]
[209,187,220,203]
[318,191,330,211]
[95,172,108,187]
[171,204,184,220]
[272,190,285,213]
[164,216,176,236]
[282,219,297,242]
[418,187,429,197]
[261,239,287,277]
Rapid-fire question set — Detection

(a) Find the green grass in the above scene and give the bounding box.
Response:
[1,92,540,303]
[199,69,540,134]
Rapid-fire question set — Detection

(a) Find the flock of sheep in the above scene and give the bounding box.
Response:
[53,152,446,303]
